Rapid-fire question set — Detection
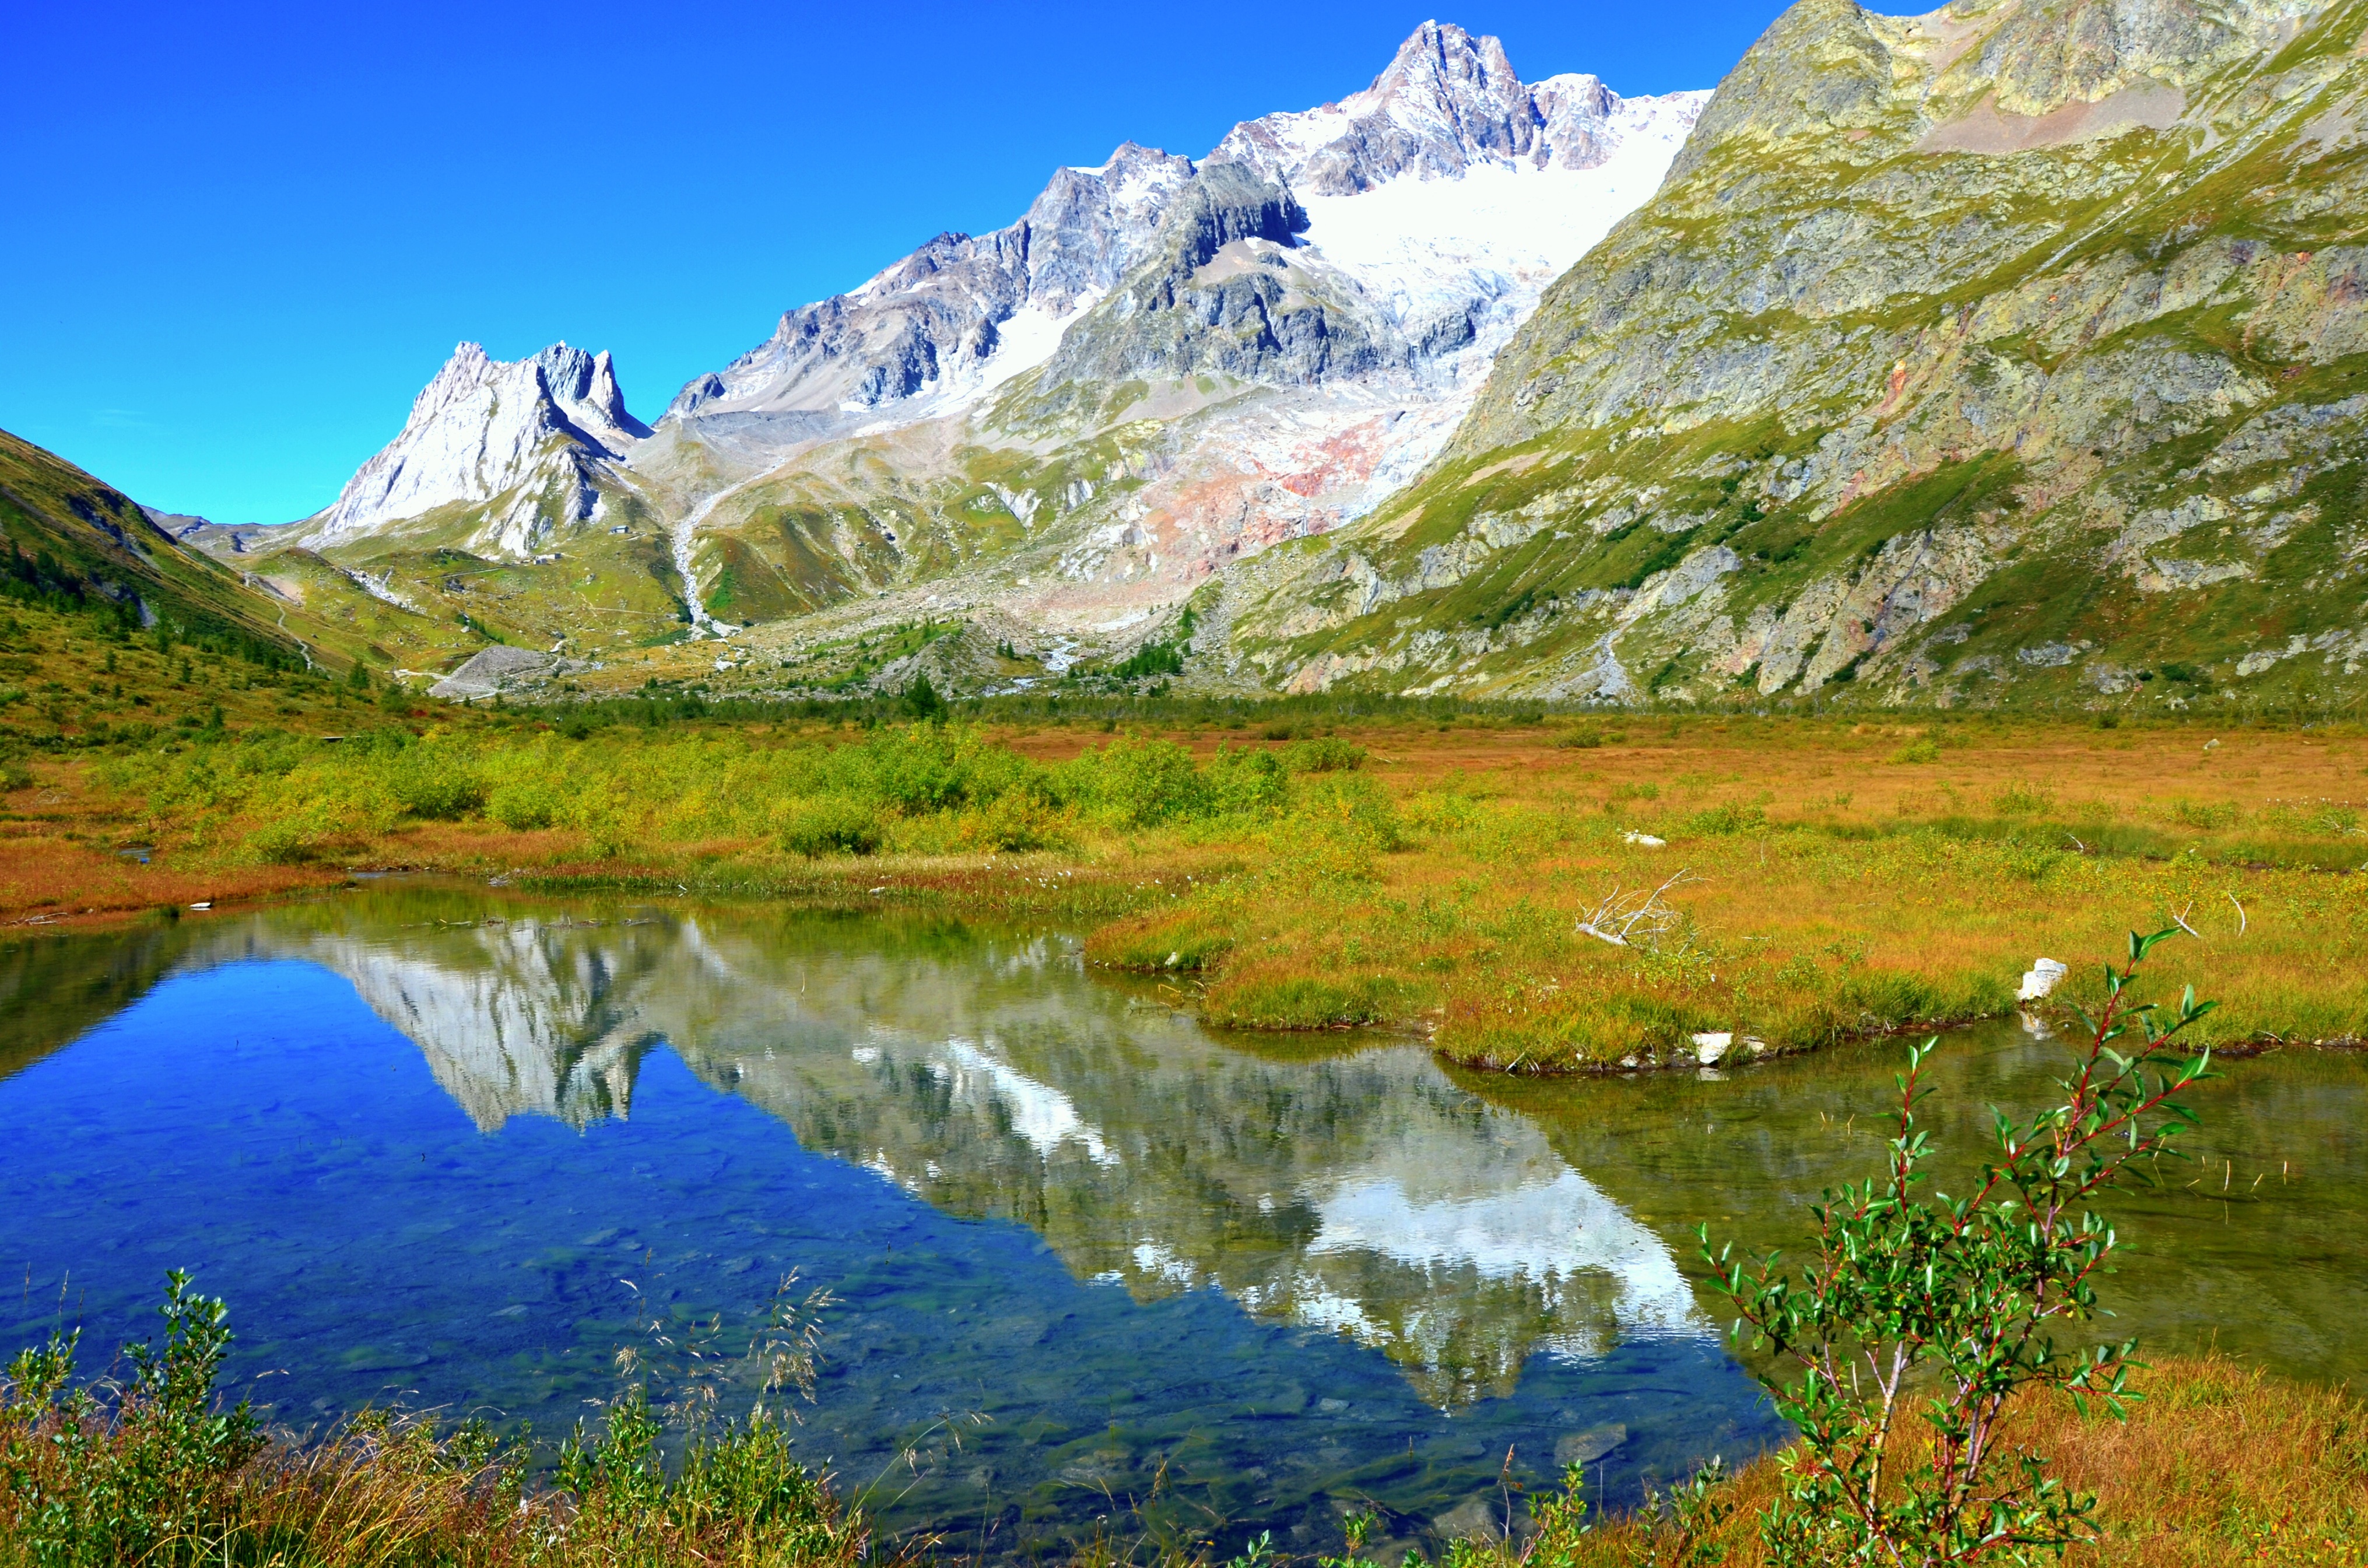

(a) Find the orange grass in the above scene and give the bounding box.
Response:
[1460,1354,2368,1568]
[8,715,2365,1068]
[1,1356,2353,1566]
[1085,717,2368,1065]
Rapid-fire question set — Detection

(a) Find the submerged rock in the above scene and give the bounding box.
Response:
[1555,1422,1629,1465]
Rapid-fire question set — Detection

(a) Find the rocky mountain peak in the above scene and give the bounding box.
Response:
[306,340,643,548]
[1356,20,1533,142]
[1211,20,1673,193]
[655,22,1707,447]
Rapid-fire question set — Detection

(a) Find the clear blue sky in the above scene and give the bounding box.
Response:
[3,0,1855,525]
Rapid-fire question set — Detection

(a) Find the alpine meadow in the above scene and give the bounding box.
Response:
[4,1,2367,1565]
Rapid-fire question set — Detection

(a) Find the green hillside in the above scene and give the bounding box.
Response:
[1221,0,2368,713]
[0,428,314,668]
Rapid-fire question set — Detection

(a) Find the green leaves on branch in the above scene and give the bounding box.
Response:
[1703,929,2216,1567]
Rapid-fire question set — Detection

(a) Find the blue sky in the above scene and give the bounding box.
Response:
[5,0,1864,524]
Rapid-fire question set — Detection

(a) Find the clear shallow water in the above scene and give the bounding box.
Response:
[2,887,2361,1558]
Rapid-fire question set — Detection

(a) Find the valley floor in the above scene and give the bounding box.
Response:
[7,699,2365,1071]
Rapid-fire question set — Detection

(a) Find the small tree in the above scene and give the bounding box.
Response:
[902,672,946,722]
[1704,929,2216,1567]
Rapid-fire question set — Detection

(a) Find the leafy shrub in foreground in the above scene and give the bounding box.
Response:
[0,1270,263,1561]
[1706,931,2217,1566]
[0,1275,868,1567]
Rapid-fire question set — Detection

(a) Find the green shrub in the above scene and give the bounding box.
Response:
[0,1271,264,1561]
[968,790,1067,852]
[1993,781,2053,816]
[1293,772,1403,854]
[1682,802,1769,836]
[777,796,882,857]
[486,778,562,830]
[1205,745,1293,816]
[1069,734,1205,826]
[2172,798,2240,830]
[840,725,968,813]
[1283,736,1365,773]
[244,818,327,864]
[1708,933,2217,1566]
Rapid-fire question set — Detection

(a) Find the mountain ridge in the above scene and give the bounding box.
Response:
[166,21,1705,697]
[1208,0,2368,711]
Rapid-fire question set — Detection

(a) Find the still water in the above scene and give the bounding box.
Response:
[2,886,2360,1558]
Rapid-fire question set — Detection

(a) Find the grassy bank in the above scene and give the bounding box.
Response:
[1471,1352,2368,1568]
[12,710,2365,1069]
[5,1317,2358,1568]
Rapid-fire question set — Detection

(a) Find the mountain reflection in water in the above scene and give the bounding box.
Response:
[260,901,1710,1409]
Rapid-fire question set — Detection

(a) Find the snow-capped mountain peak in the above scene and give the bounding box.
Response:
[1211,21,1660,193]
[659,21,1702,449]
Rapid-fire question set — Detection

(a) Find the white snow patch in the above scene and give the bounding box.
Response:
[1307,1167,1702,1335]
[938,1039,1120,1166]
[1295,98,1698,349]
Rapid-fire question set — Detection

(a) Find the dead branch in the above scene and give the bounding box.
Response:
[1576,868,1696,949]
[2170,900,2204,942]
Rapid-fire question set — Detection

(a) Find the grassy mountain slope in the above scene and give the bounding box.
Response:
[290,467,693,659]
[0,426,533,684]
[1219,0,2368,712]
[1,429,315,665]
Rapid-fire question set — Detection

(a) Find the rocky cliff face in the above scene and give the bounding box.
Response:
[663,142,1197,448]
[1222,0,2368,710]
[655,23,1701,467]
[305,342,649,557]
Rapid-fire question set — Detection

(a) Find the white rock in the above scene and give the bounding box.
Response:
[1623,831,1668,847]
[1690,1032,1733,1065]
[2017,957,2069,1002]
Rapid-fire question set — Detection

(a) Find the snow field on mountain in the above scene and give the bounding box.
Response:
[1295,94,1706,342]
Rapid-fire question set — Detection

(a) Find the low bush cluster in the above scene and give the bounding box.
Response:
[88,723,1382,867]
[0,1274,869,1568]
